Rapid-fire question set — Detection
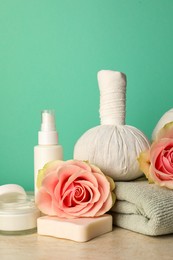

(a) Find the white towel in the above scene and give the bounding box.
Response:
[111,179,173,236]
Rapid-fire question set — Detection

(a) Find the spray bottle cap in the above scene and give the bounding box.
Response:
[38,110,58,145]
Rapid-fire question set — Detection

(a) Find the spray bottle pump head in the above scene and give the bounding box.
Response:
[38,110,58,145]
[41,110,56,131]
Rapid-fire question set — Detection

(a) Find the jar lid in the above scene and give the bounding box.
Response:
[0,184,26,202]
[0,184,40,232]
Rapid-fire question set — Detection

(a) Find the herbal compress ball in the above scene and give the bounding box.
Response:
[74,70,150,181]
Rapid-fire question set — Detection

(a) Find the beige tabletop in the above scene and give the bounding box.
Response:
[0,227,173,260]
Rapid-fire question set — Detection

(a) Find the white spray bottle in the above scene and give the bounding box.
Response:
[34,110,63,196]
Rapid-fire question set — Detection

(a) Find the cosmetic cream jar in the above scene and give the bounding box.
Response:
[0,184,40,235]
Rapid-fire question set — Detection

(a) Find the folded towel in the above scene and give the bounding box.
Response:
[111,179,173,236]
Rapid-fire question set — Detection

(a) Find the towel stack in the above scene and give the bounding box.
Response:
[111,178,173,236]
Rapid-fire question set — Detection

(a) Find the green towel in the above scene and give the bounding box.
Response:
[111,179,173,236]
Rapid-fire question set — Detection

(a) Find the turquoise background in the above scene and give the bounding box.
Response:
[0,0,173,190]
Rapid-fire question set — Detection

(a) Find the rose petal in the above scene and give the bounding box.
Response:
[79,182,100,202]
[90,164,104,175]
[60,185,94,212]
[155,152,163,171]
[95,192,113,216]
[51,198,73,218]
[150,139,172,163]
[61,189,98,216]
[150,165,173,182]
[65,160,92,172]
[70,201,98,217]
[162,156,173,173]
[42,171,59,195]
[149,167,173,189]
[36,159,115,218]
[81,173,111,216]
[37,168,45,189]
[61,184,88,207]
[72,185,87,203]
[106,176,116,191]
[61,189,73,207]
[167,149,173,164]
[63,201,93,215]
[43,160,65,176]
[54,165,82,201]
[64,172,99,191]
[138,150,153,183]
[156,122,173,141]
[57,168,99,200]
[37,160,64,188]
[36,188,55,215]
[151,140,173,166]
[155,152,173,174]
[150,139,173,183]
[92,172,110,203]
[159,180,173,189]
[72,186,90,205]
[79,186,106,217]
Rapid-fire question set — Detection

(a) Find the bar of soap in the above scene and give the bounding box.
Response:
[37,214,112,242]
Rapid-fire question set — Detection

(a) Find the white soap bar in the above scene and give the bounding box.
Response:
[37,214,112,242]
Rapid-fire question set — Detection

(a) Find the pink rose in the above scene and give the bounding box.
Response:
[138,122,173,189]
[36,160,115,218]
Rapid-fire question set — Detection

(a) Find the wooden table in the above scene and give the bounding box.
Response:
[0,227,173,260]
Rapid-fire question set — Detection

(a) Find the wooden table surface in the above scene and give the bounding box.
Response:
[0,226,173,260]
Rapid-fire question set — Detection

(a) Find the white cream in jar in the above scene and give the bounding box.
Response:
[0,184,40,234]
